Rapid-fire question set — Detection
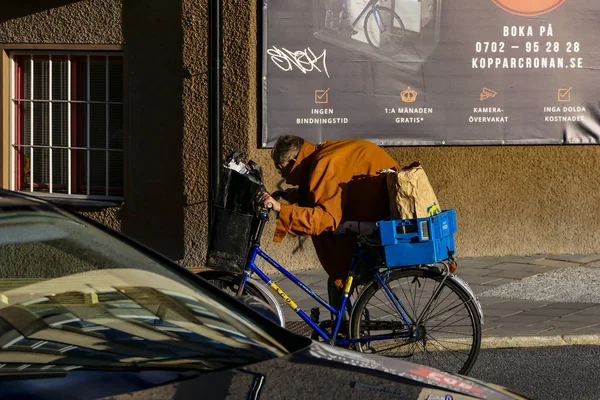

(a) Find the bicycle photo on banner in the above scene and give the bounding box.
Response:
[261,0,600,147]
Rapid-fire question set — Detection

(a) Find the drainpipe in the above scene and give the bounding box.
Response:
[208,0,223,240]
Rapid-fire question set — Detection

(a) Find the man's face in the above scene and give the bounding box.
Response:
[275,158,296,180]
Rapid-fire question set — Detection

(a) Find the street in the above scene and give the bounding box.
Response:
[470,345,600,400]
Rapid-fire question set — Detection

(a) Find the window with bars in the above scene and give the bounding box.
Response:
[11,52,124,199]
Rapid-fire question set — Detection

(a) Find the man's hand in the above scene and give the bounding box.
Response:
[258,192,281,212]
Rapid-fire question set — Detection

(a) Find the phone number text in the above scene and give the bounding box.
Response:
[475,41,580,53]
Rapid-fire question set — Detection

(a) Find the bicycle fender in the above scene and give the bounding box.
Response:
[449,274,485,325]
[247,277,287,328]
[196,270,286,328]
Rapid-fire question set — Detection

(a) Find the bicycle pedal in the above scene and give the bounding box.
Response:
[310,307,320,323]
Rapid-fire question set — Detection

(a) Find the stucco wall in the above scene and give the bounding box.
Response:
[247,145,600,272]
[2,1,599,275]
[0,0,122,44]
[223,0,600,273]
[0,0,123,232]
[180,0,210,267]
[121,0,188,261]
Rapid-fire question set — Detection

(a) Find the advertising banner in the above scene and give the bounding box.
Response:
[261,0,600,146]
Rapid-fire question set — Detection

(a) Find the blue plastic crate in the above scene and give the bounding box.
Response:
[377,209,457,267]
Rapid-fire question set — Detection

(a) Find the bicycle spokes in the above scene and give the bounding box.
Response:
[350,269,481,375]
[364,6,405,55]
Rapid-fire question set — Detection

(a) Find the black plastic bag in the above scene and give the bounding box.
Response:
[215,167,263,214]
[207,150,264,272]
[206,206,257,273]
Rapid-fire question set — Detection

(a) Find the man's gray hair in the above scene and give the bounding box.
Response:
[271,135,304,165]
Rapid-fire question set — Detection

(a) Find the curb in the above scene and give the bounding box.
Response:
[481,334,600,349]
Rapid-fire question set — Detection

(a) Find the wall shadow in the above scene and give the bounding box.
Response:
[121,0,185,260]
[0,1,82,23]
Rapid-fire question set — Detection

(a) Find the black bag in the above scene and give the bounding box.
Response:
[215,167,263,214]
[206,151,264,272]
[206,206,257,273]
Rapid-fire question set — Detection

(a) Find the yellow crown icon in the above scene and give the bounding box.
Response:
[401,86,417,103]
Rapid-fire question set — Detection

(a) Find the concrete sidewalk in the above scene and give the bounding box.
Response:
[268,254,600,349]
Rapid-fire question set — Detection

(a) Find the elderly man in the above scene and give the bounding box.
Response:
[259,135,399,308]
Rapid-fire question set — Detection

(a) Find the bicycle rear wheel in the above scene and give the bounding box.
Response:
[350,268,481,375]
[363,6,405,56]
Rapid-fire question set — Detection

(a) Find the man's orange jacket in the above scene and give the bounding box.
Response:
[274,139,399,286]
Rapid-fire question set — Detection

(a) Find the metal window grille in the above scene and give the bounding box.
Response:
[10,52,124,200]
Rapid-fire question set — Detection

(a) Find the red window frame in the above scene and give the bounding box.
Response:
[13,54,123,197]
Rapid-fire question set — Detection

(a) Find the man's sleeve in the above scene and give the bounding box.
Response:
[273,167,343,242]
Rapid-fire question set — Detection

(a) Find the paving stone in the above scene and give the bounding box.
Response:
[271,269,327,282]
[544,302,599,310]
[527,254,559,260]
[479,278,520,287]
[456,261,496,269]
[572,324,600,333]
[532,265,564,273]
[532,259,582,268]
[455,275,507,285]
[481,307,522,319]
[481,322,551,336]
[570,306,600,316]
[477,297,510,306]
[457,268,501,277]
[484,270,541,279]
[487,263,548,273]
[536,328,582,335]
[496,256,546,264]
[484,299,547,311]
[466,284,491,294]
[553,313,600,324]
[453,268,498,277]
[292,274,329,286]
[493,313,556,324]
[518,306,581,318]
[529,320,597,333]
[545,254,600,264]
[454,257,506,268]
[480,320,504,333]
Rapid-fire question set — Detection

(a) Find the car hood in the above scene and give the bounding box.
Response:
[104,341,532,400]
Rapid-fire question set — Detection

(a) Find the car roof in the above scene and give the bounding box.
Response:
[0,189,55,208]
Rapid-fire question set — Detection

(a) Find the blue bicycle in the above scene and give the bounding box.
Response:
[201,201,483,375]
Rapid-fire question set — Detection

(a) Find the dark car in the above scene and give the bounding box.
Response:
[0,190,531,399]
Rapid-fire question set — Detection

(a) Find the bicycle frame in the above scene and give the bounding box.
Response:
[236,211,414,345]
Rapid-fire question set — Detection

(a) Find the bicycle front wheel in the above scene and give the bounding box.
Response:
[197,270,286,328]
[363,6,405,56]
[350,268,481,375]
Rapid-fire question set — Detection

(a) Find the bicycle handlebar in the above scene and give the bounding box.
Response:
[270,190,287,201]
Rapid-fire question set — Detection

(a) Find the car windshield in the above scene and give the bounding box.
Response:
[0,197,290,376]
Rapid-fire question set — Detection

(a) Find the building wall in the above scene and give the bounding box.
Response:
[0,0,200,265]
[0,0,124,232]
[0,0,122,44]
[224,1,600,272]
[120,0,187,261]
[0,0,599,275]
